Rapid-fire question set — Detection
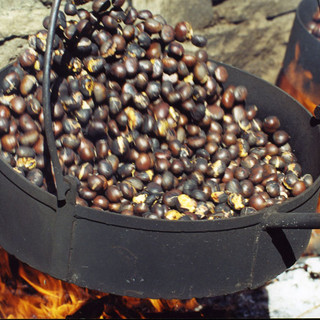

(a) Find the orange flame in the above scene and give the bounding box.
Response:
[149,298,199,312]
[0,247,108,319]
[276,42,320,114]
[277,41,320,245]
[0,247,201,318]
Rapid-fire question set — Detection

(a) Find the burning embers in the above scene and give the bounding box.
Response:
[276,42,320,114]
[276,0,320,217]
[0,247,104,318]
[276,1,320,114]
[0,247,204,318]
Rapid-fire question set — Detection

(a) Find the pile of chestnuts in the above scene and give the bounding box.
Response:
[0,0,314,220]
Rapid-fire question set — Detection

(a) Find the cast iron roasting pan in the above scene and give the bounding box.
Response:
[1,0,320,300]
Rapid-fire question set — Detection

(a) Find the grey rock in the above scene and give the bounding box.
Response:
[132,0,214,30]
[0,38,30,69]
[0,8,49,39]
[0,0,51,69]
[212,0,300,24]
[0,0,44,9]
[203,0,302,84]
[0,0,304,85]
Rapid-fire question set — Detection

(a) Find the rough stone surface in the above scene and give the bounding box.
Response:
[204,0,301,84]
[0,0,49,39]
[131,0,213,30]
[0,0,51,68]
[0,0,302,84]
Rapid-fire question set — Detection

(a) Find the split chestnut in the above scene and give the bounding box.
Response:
[0,0,314,221]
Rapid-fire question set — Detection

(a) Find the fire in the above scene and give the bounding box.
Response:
[149,297,200,313]
[0,247,202,318]
[276,42,320,114]
[277,41,320,248]
[0,247,107,319]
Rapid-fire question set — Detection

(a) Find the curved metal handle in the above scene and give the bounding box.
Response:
[43,0,69,202]
[262,212,320,230]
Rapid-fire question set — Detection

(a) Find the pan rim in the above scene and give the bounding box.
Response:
[1,60,319,232]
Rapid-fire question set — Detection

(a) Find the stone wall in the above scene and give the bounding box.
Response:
[131,0,213,30]
[0,0,302,84]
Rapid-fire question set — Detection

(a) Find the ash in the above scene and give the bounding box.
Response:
[197,256,320,319]
[265,256,320,318]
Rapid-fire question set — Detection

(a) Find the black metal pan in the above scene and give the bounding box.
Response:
[1,60,320,298]
[277,0,320,111]
[1,0,320,300]
[282,0,320,84]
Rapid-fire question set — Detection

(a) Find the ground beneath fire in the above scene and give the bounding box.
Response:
[1,0,320,318]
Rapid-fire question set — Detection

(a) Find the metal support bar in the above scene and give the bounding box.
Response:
[262,212,320,230]
[43,0,69,203]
